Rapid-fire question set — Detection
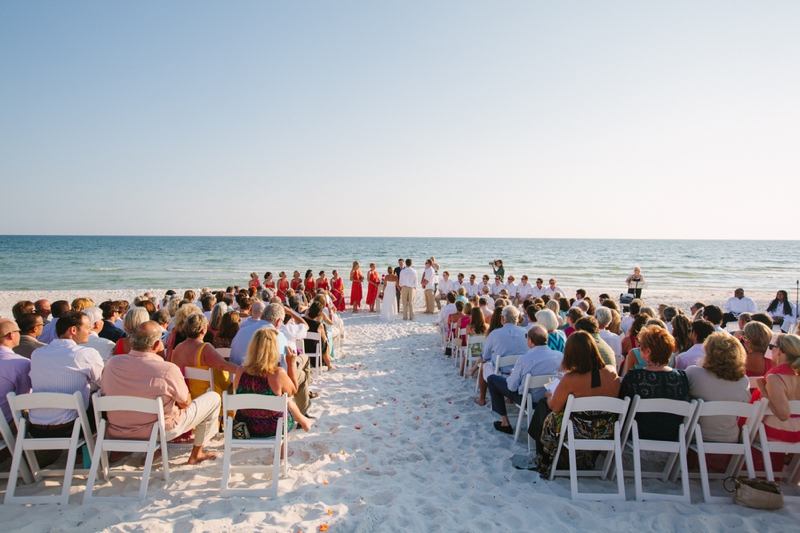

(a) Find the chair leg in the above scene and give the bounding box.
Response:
[678,431,690,503]
[83,421,106,503]
[696,429,712,503]
[4,420,28,504]
[759,425,775,481]
[272,423,283,499]
[514,395,527,443]
[221,416,233,492]
[59,422,82,505]
[566,422,579,499]
[614,424,625,499]
[632,423,644,501]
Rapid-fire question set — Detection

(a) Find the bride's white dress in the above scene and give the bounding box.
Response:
[380,281,397,321]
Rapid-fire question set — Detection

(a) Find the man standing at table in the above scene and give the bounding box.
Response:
[398,259,418,321]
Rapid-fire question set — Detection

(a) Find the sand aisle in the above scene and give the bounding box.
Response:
[1,306,798,532]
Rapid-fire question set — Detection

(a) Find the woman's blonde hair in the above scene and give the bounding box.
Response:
[173,303,198,334]
[777,334,800,373]
[243,327,280,377]
[608,309,622,335]
[123,307,150,335]
[71,297,95,312]
[702,332,746,381]
[167,297,181,317]
[743,321,772,352]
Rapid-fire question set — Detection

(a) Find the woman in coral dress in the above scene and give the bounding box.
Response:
[317,271,330,292]
[365,263,380,312]
[263,272,276,292]
[248,272,261,290]
[277,271,290,302]
[330,270,346,311]
[349,261,364,313]
[304,269,316,301]
[291,271,303,292]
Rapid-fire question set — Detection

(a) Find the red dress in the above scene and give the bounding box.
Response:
[263,280,275,291]
[291,278,302,292]
[350,270,363,306]
[304,277,316,300]
[331,278,345,311]
[366,270,380,305]
[318,277,330,291]
[277,278,289,301]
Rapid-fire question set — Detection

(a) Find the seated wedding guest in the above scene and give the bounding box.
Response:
[675,320,715,370]
[233,328,312,436]
[766,290,797,332]
[98,300,127,343]
[0,318,32,423]
[81,307,116,361]
[455,287,468,304]
[137,299,156,317]
[742,321,774,377]
[571,289,586,308]
[621,314,647,372]
[574,316,616,367]
[563,308,583,338]
[670,314,694,354]
[478,297,492,320]
[750,312,774,330]
[114,307,151,355]
[38,300,70,344]
[200,294,216,320]
[731,312,752,339]
[101,321,220,464]
[534,331,620,478]
[303,301,335,371]
[621,299,643,335]
[749,333,800,474]
[619,326,688,441]
[480,286,495,310]
[435,271,453,310]
[595,307,622,361]
[169,313,238,397]
[229,301,268,364]
[462,307,488,377]
[28,311,104,467]
[490,276,505,297]
[544,300,563,328]
[436,293,458,336]
[544,278,565,299]
[35,299,51,324]
[71,297,94,313]
[488,325,563,434]
[505,276,517,303]
[535,309,566,353]
[702,305,728,334]
[12,300,35,320]
[152,309,171,338]
[602,298,620,312]
[471,306,527,406]
[722,288,757,329]
[13,313,45,358]
[209,302,228,334]
[213,310,240,349]
[115,300,130,327]
[686,333,749,445]
[608,309,623,335]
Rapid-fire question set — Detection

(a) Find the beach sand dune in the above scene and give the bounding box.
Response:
[2,292,799,532]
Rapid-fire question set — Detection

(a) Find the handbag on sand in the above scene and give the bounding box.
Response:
[724,477,783,509]
[232,421,251,440]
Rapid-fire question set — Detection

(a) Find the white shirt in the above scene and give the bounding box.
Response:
[544,286,565,298]
[438,303,457,331]
[421,266,436,290]
[571,298,584,308]
[531,285,547,299]
[676,343,706,370]
[504,282,517,298]
[478,281,490,294]
[598,329,622,358]
[490,282,505,296]
[723,296,757,316]
[399,267,418,288]
[481,294,495,310]
[517,282,533,300]
[621,315,635,335]
[465,282,480,297]
[451,280,464,293]
[38,318,59,344]
[84,332,116,362]
[28,339,104,425]
[438,278,454,296]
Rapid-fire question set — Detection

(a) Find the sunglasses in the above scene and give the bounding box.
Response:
[769,343,778,350]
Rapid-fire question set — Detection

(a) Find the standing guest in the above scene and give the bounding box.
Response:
[675,320,715,370]
[12,300,35,320]
[0,318,32,423]
[534,331,620,478]
[330,270,346,311]
[394,259,405,309]
[749,333,800,474]
[491,259,505,280]
[13,313,45,358]
[435,271,454,311]
[766,290,797,332]
[233,328,312,437]
[349,261,364,313]
[421,259,437,314]
[595,307,622,363]
[213,310,240,349]
[316,270,330,292]
[472,306,527,406]
[169,313,238,397]
[366,263,380,312]
[102,321,220,464]
[488,325,563,434]
[722,288,758,328]
[81,307,116,361]
[98,300,127,343]
[28,311,104,467]
[625,265,645,298]
[34,299,52,324]
[619,326,689,442]
[398,259,418,321]
[742,321,774,377]
[38,300,70,345]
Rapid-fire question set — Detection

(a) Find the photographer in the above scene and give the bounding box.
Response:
[490,259,504,279]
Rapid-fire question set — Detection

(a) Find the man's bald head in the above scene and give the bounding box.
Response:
[130,321,163,352]
[527,324,549,346]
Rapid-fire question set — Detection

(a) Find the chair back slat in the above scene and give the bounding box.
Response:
[94,394,163,415]
[224,392,287,413]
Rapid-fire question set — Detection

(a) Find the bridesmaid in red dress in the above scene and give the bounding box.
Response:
[291,271,303,292]
[277,271,290,302]
[349,261,364,313]
[248,272,261,290]
[365,263,380,312]
[330,270,345,311]
[317,271,330,292]
[263,272,276,292]
[304,269,316,301]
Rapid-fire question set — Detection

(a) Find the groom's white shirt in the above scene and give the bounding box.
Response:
[399,267,418,288]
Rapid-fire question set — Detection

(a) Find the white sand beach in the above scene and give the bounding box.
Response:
[2,289,799,532]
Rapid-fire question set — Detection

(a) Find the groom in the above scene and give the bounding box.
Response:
[398,258,418,320]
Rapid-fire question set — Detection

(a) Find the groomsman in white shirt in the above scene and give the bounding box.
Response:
[531,278,546,299]
[451,273,465,294]
[436,271,455,310]
[505,276,518,303]
[478,275,491,295]
[490,276,505,297]
[422,260,437,314]
[465,275,480,297]
[398,259,418,320]
[517,275,534,303]
[544,278,565,298]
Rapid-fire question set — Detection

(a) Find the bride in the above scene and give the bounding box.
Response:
[380,266,398,321]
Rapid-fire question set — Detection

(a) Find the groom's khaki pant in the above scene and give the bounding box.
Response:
[401,286,415,320]
[424,289,435,313]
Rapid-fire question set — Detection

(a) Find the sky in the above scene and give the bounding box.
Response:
[1,1,798,240]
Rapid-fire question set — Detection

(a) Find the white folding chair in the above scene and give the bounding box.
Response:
[687,399,764,503]
[753,400,800,494]
[463,334,485,384]
[220,391,288,498]
[452,327,467,370]
[0,414,34,485]
[217,347,232,359]
[83,393,170,502]
[747,376,759,390]
[304,332,323,377]
[514,374,559,450]
[494,354,522,376]
[619,396,697,503]
[549,394,631,501]
[4,391,96,505]
[184,366,215,394]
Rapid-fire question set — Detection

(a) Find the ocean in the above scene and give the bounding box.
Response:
[1,236,798,293]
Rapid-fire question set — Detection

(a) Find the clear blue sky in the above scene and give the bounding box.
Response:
[2,2,798,239]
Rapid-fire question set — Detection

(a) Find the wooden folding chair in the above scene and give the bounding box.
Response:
[83,393,170,502]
